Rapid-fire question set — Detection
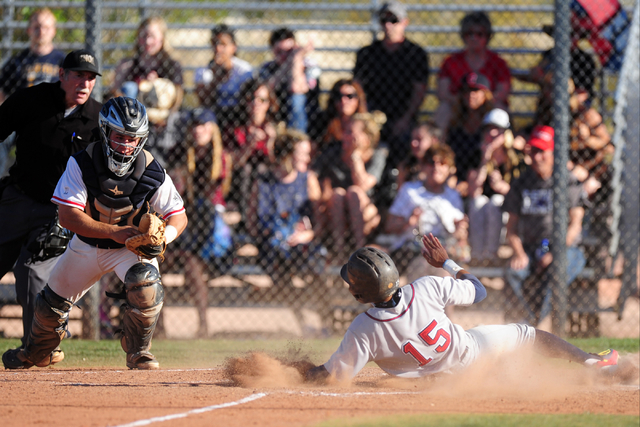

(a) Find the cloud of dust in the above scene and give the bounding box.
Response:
[224,352,312,388]
[375,348,598,399]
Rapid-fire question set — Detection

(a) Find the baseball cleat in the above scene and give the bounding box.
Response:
[35,347,65,368]
[595,349,619,369]
[2,348,34,370]
[126,352,160,370]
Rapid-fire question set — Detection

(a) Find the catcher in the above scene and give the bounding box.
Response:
[307,234,619,382]
[3,97,187,370]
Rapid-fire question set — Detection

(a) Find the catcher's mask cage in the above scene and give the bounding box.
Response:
[99,96,149,177]
[340,247,400,304]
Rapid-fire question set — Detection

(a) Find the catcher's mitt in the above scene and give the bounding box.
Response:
[125,212,166,260]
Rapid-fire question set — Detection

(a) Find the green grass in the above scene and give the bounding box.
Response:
[314,414,640,427]
[0,337,343,368]
[0,337,637,368]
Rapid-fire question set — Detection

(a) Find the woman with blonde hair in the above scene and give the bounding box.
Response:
[110,16,184,167]
[446,72,495,196]
[314,111,388,256]
[168,108,232,337]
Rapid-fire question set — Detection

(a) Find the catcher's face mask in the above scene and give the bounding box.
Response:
[99,97,149,177]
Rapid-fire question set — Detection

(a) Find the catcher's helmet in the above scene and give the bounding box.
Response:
[99,97,149,177]
[340,247,400,304]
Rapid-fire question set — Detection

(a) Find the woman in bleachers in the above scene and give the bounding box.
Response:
[316,79,368,153]
[168,108,233,338]
[467,109,526,265]
[446,72,495,197]
[225,78,279,232]
[313,111,388,259]
[254,130,324,301]
[435,10,511,136]
[395,121,441,190]
[195,24,253,135]
[110,16,184,167]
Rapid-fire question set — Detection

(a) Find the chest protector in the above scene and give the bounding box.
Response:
[73,142,165,249]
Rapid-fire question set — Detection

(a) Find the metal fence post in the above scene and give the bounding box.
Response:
[85,0,103,102]
[1,0,16,63]
[550,0,571,336]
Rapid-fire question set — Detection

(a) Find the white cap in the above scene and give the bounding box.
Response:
[482,108,510,129]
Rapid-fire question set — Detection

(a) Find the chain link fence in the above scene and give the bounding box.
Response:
[0,0,638,340]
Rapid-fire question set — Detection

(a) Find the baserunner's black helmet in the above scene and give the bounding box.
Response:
[340,247,400,304]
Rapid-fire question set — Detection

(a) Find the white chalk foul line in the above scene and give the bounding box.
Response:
[111,393,267,427]
[295,391,422,397]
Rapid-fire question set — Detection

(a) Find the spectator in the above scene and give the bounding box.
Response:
[258,27,321,133]
[110,16,184,166]
[0,8,65,103]
[467,109,526,264]
[395,121,441,189]
[381,144,469,277]
[0,8,66,177]
[314,112,388,257]
[435,11,511,136]
[316,78,368,152]
[0,50,102,364]
[195,24,253,134]
[353,1,429,168]
[446,72,495,196]
[254,130,324,301]
[520,24,597,129]
[226,79,279,231]
[502,125,586,326]
[169,108,232,338]
[568,78,612,190]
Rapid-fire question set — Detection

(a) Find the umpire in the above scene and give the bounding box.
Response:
[0,49,102,364]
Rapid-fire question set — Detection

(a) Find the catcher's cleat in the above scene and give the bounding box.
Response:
[2,348,34,370]
[126,352,160,370]
[595,349,619,369]
[34,347,65,368]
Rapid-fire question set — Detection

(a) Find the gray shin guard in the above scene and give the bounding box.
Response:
[121,263,164,369]
[23,286,72,365]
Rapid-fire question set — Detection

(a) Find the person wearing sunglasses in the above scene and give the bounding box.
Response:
[435,11,511,137]
[353,1,429,169]
[316,79,368,152]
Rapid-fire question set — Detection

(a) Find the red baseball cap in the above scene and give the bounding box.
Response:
[528,125,554,151]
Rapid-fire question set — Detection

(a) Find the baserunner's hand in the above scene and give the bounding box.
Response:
[421,233,449,268]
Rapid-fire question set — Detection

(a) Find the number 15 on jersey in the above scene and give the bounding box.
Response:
[402,319,451,366]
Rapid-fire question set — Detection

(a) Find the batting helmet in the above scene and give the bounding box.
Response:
[340,247,400,304]
[99,96,149,177]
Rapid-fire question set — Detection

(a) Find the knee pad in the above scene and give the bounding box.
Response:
[124,263,164,310]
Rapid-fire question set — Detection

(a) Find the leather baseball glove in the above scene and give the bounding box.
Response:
[125,212,166,260]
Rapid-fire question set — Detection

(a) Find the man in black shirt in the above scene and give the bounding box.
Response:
[353,1,429,168]
[0,49,102,365]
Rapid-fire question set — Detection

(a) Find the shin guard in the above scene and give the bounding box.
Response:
[23,286,72,366]
[121,263,164,369]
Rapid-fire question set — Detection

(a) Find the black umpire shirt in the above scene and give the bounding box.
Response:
[0,81,102,203]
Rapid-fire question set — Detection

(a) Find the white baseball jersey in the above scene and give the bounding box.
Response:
[52,156,185,220]
[324,275,479,380]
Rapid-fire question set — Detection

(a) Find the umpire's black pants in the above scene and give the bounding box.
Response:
[0,184,59,346]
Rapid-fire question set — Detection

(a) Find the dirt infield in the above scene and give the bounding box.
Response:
[1,353,638,427]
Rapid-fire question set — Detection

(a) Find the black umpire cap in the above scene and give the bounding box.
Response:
[62,49,102,76]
